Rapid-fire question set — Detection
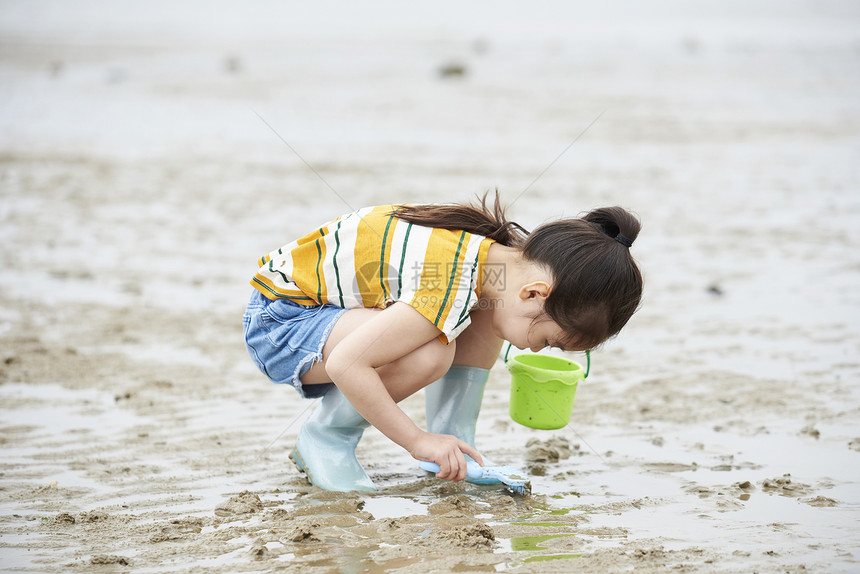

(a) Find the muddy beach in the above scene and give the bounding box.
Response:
[2,1,859,572]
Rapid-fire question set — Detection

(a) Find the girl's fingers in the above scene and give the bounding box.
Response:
[440,450,463,481]
[418,433,481,481]
[445,451,458,481]
[448,453,461,481]
[446,442,479,481]
[441,452,455,480]
[460,442,484,466]
[434,456,447,479]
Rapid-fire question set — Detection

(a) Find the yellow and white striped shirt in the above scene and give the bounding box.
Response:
[251,205,495,344]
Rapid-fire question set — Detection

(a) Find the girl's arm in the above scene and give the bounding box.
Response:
[324,301,483,482]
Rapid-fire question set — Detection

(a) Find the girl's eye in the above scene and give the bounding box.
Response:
[544,340,550,348]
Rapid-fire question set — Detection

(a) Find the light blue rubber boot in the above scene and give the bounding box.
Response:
[290,386,377,492]
[424,365,500,484]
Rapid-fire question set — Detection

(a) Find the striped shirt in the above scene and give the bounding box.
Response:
[251,205,496,344]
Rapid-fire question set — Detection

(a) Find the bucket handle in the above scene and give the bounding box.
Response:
[503,341,590,379]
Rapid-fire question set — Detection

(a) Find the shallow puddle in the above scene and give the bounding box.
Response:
[362,495,427,518]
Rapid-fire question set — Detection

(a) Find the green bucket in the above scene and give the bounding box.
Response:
[505,348,588,430]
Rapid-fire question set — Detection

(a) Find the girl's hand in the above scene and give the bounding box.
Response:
[408,430,484,481]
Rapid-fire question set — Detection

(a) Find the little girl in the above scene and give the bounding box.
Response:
[243,192,642,491]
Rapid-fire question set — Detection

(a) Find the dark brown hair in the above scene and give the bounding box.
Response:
[391,191,642,349]
[391,190,528,248]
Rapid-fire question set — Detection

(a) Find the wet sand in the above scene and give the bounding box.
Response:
[2,1,859,572]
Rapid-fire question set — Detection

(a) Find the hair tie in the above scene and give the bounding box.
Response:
[615,233,633,248]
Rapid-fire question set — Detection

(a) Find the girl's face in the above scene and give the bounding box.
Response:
[502,314,571,352]
[525,318,571,353]
[492,279,573,352]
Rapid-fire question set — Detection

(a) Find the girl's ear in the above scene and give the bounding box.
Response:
[518,281,551,302]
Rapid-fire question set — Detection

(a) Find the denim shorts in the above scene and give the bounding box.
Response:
[243,290,348,399]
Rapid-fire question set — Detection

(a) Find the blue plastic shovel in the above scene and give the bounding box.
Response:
[419,460,531,496]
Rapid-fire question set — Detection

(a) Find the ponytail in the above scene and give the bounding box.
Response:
[389,190,528,248]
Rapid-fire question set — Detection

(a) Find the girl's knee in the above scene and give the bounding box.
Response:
[374,338,455,402]
[403,338,456,386]
[426,339,457,382]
